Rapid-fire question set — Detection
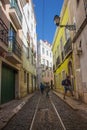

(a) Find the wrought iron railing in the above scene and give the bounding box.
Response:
[8,36,21,58]
[0,18,8,45]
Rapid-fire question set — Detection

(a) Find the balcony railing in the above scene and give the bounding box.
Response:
[10,0,22,24]
[8,36,21,58]
[64,38,72,56]
[0,18,8,46]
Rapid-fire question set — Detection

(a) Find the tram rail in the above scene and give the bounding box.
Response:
[29,95,66,130]
[2,91,87,130]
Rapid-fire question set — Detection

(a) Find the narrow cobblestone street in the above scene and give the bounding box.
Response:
[0,0,87,130]
[1,91,87,130]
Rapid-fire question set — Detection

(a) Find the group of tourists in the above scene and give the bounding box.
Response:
[40,82,51,97]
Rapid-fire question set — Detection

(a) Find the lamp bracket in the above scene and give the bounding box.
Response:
[60,24,76,31]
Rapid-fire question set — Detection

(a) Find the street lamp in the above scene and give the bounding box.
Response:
[54,15,76,31]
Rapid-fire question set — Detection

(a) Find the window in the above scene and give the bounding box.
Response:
[50,52,51,57]
[65,26,70,41]
[77,0,80,7]
[46,50,48,56]
[10,24,16,37]
[55,50,57,59]
[27,47,30,58]
[28,10,30,20]
[24,71,26,83]
[51,72,53,77]
[8,24,16,52]
[59,73,61,87]
[47,71,49,77]
[50,62,52,67]
[57,46,59,56]
[84,0,87,15]
[47,60,49,66]
[42,59,45,64]
[44,72,46,77]
[31,24,33,31]
[42,47,45,54]
[60,37,63,51]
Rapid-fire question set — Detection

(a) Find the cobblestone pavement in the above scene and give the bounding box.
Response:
[0,93,33,130]
[2,92,40,130]
[53,91,87,120]
[32,94,64,130]
[51,92,87,130]
[1,91,87,130]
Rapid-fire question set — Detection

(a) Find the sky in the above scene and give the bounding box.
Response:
[33,0,64,44]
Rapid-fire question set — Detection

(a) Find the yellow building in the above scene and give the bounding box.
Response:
[52,0,75,94]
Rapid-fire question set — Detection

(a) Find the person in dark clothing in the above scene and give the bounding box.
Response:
[62,76,74,99]
[45,82,50,98]
[40,82,44,94]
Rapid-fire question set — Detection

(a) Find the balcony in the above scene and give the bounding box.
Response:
[0,18,8,55]
[64,38,72,56]
[0,19,21,64]
[7,36,22,64]
[9,0,22,29]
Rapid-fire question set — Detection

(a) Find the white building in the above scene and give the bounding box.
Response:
[37,40,54,88]
[19,0,37,96]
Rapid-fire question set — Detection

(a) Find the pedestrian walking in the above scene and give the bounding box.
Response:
[45,82,50,98]
[40,82,44,94]
[62,75,74,99]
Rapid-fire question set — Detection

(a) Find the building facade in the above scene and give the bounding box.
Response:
[52,0,87,103]
[37,40,54,88]
[52,0,75,94]
[0,0,37,104]
[0,0,22,104]
[19,0,37,97]
[68,0,87,103]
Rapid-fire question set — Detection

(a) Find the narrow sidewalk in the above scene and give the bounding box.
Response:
[53,90,87,118]
[0,93,34,130]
